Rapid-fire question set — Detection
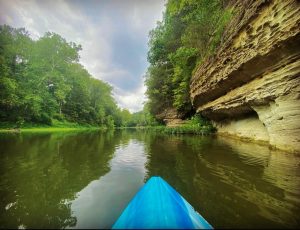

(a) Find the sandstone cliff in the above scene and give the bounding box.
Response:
[156,107,187,127]
[190,0,300,152]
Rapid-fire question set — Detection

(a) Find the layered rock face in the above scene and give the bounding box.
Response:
[156,107,187,127]
[190,0,300,152]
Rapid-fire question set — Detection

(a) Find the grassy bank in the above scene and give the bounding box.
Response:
[0,115,216,135]
[118,115,216,135]
[0,125,214,134]
[0,120,104,133]
[124,125,215,135]
[151,115,215,135]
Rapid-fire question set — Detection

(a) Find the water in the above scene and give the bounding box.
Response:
[0,130,299,229]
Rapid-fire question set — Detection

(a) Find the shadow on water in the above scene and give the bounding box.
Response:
[0,130,299,229]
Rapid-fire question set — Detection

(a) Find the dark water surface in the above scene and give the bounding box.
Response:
[0,130,299,229]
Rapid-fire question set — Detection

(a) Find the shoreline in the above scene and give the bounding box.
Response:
[0,126,103,133]
[0,125,214,134]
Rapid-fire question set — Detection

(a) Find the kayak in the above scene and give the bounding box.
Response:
[112,176,213,229]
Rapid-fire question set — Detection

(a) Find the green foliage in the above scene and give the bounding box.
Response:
[169,113,216,134]
[116,104,159,128]
[169,47,198,111]
[104,115,115,129]
[0,25,121,127]
[138,114,216,135]
[124,113,215,134]
[188,114,212,127]
[180,0,232,58]
[139,124,214,135]
[146,0,232,116]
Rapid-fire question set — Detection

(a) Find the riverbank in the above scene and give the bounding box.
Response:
[0,124,214,135]
[0,115,215,134]
[118,124,215,135]
[0,120,103,133]
[147,115,216,135]
[0,127,102,133]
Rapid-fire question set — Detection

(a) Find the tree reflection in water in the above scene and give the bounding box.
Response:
[0,131,119,229]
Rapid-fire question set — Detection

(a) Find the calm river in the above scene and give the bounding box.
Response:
[0,130,299,228]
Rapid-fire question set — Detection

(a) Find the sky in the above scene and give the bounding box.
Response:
[0,0,165,112]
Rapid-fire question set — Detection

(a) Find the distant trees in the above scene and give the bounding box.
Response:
[0,25,121,127]
[118,105,159,127]
[146,0,232,117]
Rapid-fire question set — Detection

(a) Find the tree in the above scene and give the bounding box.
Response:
[145,0,232,119]
[0,25,122,127]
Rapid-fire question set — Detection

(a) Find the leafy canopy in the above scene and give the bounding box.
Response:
[146,0,232,117]
[0,25,121,127]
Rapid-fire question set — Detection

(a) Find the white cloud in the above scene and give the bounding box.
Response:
[114,82,147,113]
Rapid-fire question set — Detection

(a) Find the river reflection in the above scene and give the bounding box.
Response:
[0,131,118,228]
[0,130,299,228]
[70,138,147,229]
[143,133,300,228]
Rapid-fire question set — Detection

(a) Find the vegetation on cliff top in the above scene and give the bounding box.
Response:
[145,0,232,117]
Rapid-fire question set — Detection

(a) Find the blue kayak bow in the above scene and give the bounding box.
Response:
[113,176,213,229]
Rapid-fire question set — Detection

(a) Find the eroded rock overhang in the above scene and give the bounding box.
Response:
[190,0,300,152]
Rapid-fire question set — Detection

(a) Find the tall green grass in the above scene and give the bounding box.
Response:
[124,114,216,135]
[0,119,103,133]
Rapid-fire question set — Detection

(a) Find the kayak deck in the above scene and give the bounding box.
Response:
[112,176,213,229]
